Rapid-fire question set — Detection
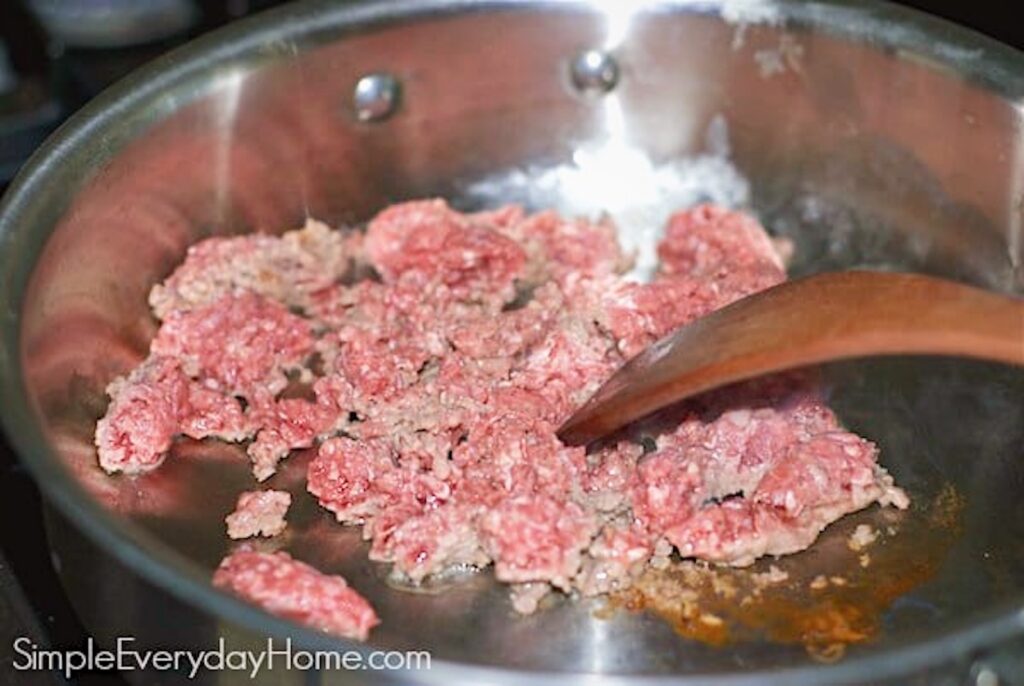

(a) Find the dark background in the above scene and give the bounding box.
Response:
[0,1,1021,684]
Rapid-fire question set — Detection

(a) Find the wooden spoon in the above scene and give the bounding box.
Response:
[557,271,1024,445]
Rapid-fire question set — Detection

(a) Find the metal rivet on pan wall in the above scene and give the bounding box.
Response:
[353,73,400,122]
[569,49,620,95]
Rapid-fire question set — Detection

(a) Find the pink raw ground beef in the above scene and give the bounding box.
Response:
[246,397,337,482]
[151,290,315,399]
[96,356,250,474]
[96,199,909,621]
[213,550,378,640]
[364,199,526,307]
[480,495,598,590]
[225,490,292,539]
[149,218,358,319]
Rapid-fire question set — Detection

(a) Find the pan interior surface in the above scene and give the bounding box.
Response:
[3,0,1024,679]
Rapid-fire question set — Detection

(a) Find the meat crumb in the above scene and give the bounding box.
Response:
[699,613,724,627]
[213,550,378,641]
[225,490,292,539]
[751,565,789,588]
[510,582,552,614]
[711,574,738,599]
[847,524,878,551]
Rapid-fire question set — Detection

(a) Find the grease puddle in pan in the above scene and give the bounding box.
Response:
[607,484,963,661]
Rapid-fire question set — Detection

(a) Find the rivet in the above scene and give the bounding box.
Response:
[353,73,400,122]
[569,49,620,95]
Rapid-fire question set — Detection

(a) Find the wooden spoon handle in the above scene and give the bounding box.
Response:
[558,271,1024,445]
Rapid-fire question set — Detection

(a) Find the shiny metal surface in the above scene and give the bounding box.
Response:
[353,72,402,122]
[2,0,1024,684]
[569,48,620,94]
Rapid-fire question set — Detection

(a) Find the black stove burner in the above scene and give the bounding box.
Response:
[0,2,64,185]
[0,434,87,686]
[0,1,287,189]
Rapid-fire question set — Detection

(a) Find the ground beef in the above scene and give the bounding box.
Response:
[509,582,552,615]
[594,276,726,357]
[480,495,598,590]
[848,523,879,551]
[576,523,652,596]
[307,436,452,530]
[657,203,785,284]
[364,199,526,308]
[151,291,315,400]
[95,357,189,474]
[664,433,897,566]
[371,503,489,583]
[96,356,251,474]
[225,490,291,539]
[96,200,909,621]
[213,550,378,640]
[247,397,336,481]
[149,218,358,319]
[500,210,630,285]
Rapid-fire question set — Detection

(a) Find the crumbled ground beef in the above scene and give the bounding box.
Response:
[96,355,251,474]
[96,200,909,624]
[225,490,292,539]
[848,523,879,551]
[151,290,315,400]
[213,550,378,640]
[149,218,359,319]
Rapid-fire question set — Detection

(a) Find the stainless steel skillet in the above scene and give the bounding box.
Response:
[1,1,1023,683]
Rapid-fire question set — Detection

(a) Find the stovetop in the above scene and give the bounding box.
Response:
[0,1,1020,684]
[0,433,86,686]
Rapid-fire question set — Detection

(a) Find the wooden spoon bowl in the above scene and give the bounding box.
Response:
[558,271,1024,445]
